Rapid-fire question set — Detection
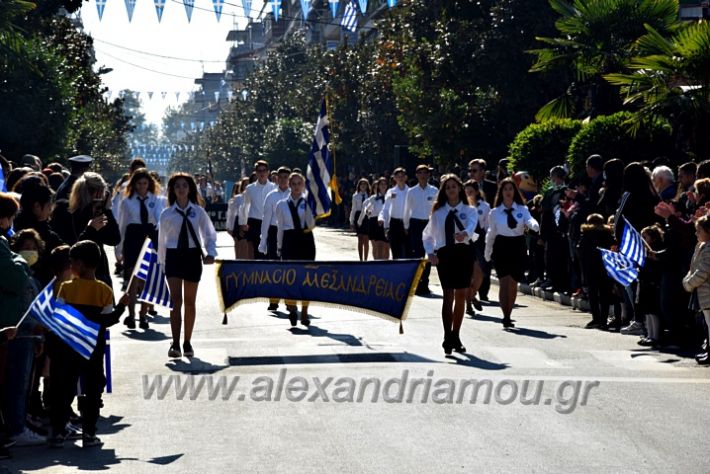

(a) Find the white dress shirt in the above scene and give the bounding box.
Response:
[404,183,438,229]
[117,192,164,258]
[484,202,539,261]
[378,184,409,228]
[258,187,290,254]
[226,194,244,233]
[474,200,492,231]
[422,202,478,255]
[158,202,218,265]
[111,182,128,223]
[349,192,368,226]
[238,180,277,223]
[358,195,385,226]
[275,194,316,251]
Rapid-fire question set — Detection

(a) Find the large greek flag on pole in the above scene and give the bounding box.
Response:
[620,217,646,268]
[25,279,101,360]
[599,248,639,287]
[306,99,341,218]
[134,238,173,309]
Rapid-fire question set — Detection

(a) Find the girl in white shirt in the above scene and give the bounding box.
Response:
[359,177,390,260]
[464,180,491,316]
[485,178,539,328]
[423,174,478,355]
[118,168,164,329]
[159,173,217,359]
[349,178,371,261]
[226,177,251,259]
[276,172,316,327]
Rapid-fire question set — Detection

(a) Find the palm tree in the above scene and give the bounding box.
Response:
[0,0,35,61]
[605,21,710,158]
[529,0,680,121]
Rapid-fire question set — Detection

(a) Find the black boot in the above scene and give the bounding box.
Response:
[451,330,466,353]
[442,331,453,355]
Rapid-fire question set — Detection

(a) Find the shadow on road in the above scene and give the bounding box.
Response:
[165,357,229,374]
[228,352,436,366]
[445,353,509,370]
[121,328,170,341]
[3,449,184,472]
[289,325,363,346]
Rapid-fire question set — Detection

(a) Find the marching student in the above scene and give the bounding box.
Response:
[240,161,277,259]
[464,180,491,315]
[275,172,316,327]
[378,167,410,259]
[259,166,291,312]
[226,177,251,259]
[117,168,164,329]
[485,178,539,328]
[359,177,390,260]
[423,174,477,354]
[404,165,438,295]
[349,178,371,261]
[158,173,217,359]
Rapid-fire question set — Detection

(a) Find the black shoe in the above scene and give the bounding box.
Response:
[638,337,655,347]
[478,292,489,302]
[502,318,515,329]
[442,337,453,355]
[182,342,194,358]
[288,309,298,327]
[148,309,158,316]
[466,303,475,316]
[585,321,603,329]
[472,298,483,311]
[268,303,279,311]
[452,335,466,353]
[300,317,311,328]
[139,317,149,330]
[0,445,10,459]
[123,316,135,329]
[695,352,709,364]
[415,287,432,296]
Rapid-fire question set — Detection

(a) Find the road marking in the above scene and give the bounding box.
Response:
[484,347,569,369]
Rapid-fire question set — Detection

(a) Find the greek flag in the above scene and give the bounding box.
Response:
[599,248,639,287]
[341,1,358,32]
[134,239,173,309]
[306,99,341,218]
[620,217,646,268]
[26,279,101,360]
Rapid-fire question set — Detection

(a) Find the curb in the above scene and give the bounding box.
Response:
[489,276,591,313]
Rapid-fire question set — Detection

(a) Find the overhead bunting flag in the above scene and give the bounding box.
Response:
[175,91,181,101]
[357,0,367,13]
[183,0,195,22]
[161,91,167,99]
[212,0,224,21]
[328,0,339,17]
[214,91,220,102]
[96,0,107,20]
[241,0,252,17]
[147,91,154,100]
[124,0,137,22]
[341,1,358,32]
[271,0,281,22]
[154,0,166,22]
[300,0,311,18]
[227,90,233,101]
[306,99,341,218]
[387,0,396,6]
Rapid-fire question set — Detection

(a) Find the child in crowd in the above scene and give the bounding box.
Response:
[577,214,615,330]
[683,215,710,365]
[637,225,666,346]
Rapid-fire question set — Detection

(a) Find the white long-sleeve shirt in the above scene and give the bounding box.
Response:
[258,187,290,254]
[422,202,478,255]
[111,182,128,223]
[484,202,539,261]
[275,195,316,252]
[226,194,244,233]
[349,192,368,226]
[238,180,277,223]
[358,195,385,226]
[158,202,218,265]
[474,200,492,231]
[378,184,409,228]
[404,183,438,229]
[117,192,164,258]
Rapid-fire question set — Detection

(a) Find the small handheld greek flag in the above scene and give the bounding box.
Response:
[341,1,358,32]
[134,238,173,309]
[620,217,646,268]
[599,248,639,287]
[26,279,101,360]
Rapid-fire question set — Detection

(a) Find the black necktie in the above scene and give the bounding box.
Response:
[504,208,517,229]
[376,195,384,203]
[177,207,192,249]
[139,197,149,226]
[445,209,457,247]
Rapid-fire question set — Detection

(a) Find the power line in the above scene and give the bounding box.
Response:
[95,48,206,79]
[93,38,227,63]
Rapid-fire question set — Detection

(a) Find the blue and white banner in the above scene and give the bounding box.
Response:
[341,1,358,32]
[306,99,340,218]
[620,217,646,268]
[600,248,639,287]
[134,239,173,309]
[218,260,426,322]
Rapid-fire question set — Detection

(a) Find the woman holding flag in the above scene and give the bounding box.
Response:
[117,168,164,330]
[158,173,217,359]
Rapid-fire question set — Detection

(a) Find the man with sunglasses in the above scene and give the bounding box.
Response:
[468,159,497,207]
[239,160,277,259]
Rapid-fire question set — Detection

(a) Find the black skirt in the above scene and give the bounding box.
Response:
[246,218,262,245]
[368,217,387,242]
[492,235,527,282]
[123,223,156,280]
[164,247,203,282]
[282,229,316,261]
[354,211,368,236]
[436,244,475,289]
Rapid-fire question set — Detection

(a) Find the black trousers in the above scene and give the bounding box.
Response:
[388,218,409,259]
[247,218,266,259]
[409,218,431,290]
[266,225,279,260]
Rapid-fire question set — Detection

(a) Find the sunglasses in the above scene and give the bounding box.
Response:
[256,168,268,173]
[469,168,482,173]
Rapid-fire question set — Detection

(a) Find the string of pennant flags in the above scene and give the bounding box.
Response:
[95,0,397,28]
[105,89,235,103]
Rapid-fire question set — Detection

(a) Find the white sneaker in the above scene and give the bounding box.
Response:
[621,321,645,336]
[11,427,46,447]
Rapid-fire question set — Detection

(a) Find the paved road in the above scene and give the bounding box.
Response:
[5,228,709,473]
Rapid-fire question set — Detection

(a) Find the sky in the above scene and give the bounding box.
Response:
[81,0,266,126]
